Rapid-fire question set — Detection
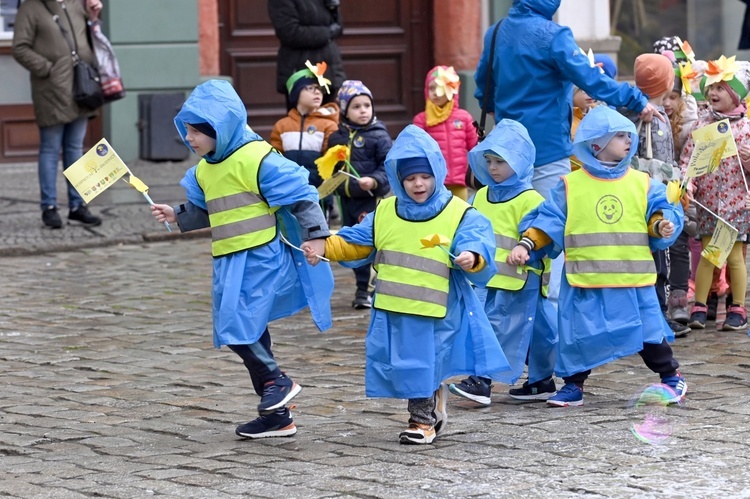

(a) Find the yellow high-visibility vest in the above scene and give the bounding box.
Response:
[473,187,551,295]
[563,168,655,287]
[196,141,279,257]
[373,196,470,318]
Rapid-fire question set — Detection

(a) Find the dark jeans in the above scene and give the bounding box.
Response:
[668,231,691,292]
[38,117,88,210]
[563,339,679,385]
[227,328,282,396]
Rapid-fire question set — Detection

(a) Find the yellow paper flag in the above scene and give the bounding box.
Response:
[126,174,149,193]
[685,119,738,179]
[317,171,348,198]
[701,218,738,268]
[62,139,129,203]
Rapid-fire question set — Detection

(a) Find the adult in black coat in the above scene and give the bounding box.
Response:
[268,0,346,108]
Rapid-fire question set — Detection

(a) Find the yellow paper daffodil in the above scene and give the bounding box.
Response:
[681,40,696,63]
[678,61,698,96]
[315,145,349,180]
[666,180,684,205]
[126,174,149,193]
[432,66,461,102]
[304,60,332,94]
[704,55,739,87]
[420,233,451,249]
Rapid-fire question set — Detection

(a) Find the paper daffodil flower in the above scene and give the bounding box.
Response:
[315,145,349,180]
[420,233,451,249]
[126,174,149,193]
[665,180,684,205]
[304,60,332,94]
[704,55,739,87]
[678,61,699,96]
[432,66,461,102]
[681,40,696,63]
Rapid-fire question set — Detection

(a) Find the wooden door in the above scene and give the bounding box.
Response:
[218,0,433,140]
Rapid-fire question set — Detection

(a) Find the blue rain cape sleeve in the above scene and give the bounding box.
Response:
[174,80,333,347]
[334,125,510,398]
[527,107,683,377]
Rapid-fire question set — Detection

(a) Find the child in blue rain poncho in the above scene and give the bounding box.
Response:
[150,80,334,439]
[449,120,559,406]
[302,125,510,445]
[507,106,688,407]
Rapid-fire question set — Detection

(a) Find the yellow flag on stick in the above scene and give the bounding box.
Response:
[62,138,128,203]
[701,218,738,268]
[685,119,738,179]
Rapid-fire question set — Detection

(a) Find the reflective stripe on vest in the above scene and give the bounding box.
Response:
[563,168,655,287]
[473,188,551,295]
[372,196,470,318]
[195,141,278,257]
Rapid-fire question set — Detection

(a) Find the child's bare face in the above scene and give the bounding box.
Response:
[573,90,595,110]
[346,95,373,125]
[297,84,323,113]
[662,91,681,117]
[707,83,735,114]
[485,155,514,183]
[185,124,216,157]
[428,82,450,107]
[597,131,631,164]
[402,173,435,203]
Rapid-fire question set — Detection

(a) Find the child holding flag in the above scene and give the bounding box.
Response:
[303,125,509,444]
[680,57,750,331]
[150,79,334,439]
[507,105,686,407]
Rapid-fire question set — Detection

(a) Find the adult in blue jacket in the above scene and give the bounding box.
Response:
[474,0,661,306]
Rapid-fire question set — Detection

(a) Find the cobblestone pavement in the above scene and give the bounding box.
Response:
[2,162,750,497]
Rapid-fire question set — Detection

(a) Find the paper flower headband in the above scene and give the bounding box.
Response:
[702,55,748,99]
[305,60,332,94]
[432,66,461,102]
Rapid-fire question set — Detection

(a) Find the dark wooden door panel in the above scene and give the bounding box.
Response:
[218,0,432,140]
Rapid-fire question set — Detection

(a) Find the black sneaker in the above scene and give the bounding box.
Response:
[706,292,719,321]
[667,317,691,338]
[235,408,297,439]
[42,206,63,229]
[722,305,748,331]
[257,374,301,414]
[68,205,102,226]
[448,375,492,405]
[352,290,372,309]
[508,377,557,401]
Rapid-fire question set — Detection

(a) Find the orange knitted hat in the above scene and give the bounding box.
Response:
[634,54,674,99]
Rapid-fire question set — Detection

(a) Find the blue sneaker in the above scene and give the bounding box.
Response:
[449,376,492,406]
[546,382,584,407]
[660,373,687,404]
[235,408,297,439]
[257,374,302,414]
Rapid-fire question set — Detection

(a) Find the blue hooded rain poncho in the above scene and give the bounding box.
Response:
[331,125,511,398]
[467,119,558,385]
[526,106,683,377]
[174,80,334,348]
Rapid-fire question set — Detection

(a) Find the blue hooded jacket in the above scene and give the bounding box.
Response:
[474,0,648,166]
[174,80,334,347]
[467,120,558,384]
[332,125,511,398]
[527,106,684,376]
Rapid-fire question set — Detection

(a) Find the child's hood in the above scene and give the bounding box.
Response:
[174,79,259,163]
[384,125,453,219]
[512,0,561,19]
[468,119,535,193]
[572,105,639,178]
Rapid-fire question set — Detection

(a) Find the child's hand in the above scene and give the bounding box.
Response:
[507,245,530,266]
[740,144,750,163]
[301,238,326,266]
[357,177,376,191]
[659,221,675,239]
[453,251,476,271]
[150,204,176,224]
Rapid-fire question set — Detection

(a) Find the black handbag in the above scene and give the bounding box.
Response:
[42,1,104,110]
[467,19,503,191]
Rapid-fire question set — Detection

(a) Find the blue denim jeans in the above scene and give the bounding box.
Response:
[531,158,571,309]
[38,117,88,210]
